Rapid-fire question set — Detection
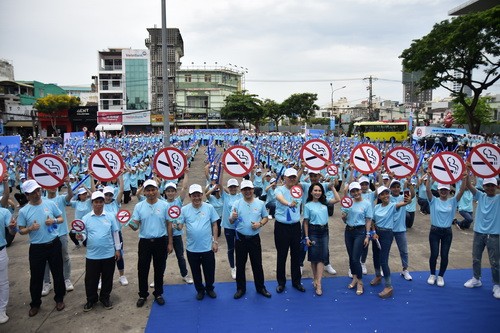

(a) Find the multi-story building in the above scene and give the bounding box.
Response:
[402,71,433,104]
[174,66,243,129]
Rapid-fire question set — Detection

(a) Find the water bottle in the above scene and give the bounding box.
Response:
[48,223,58,233]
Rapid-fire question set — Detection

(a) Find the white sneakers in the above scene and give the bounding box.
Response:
[464,277,482,288]
[65,279,74,291]
[182,275,194,284]
[150,281,155,288]
[348,269,353,278]
[493,285,500,299]
[361,263,367,275]
[98,279,102,290]
[0,311,8,324]
[325,264,337,275]
[401,270,412,281]
[437,276,445,287]
[119,275,129,286]
[41,282,52,296]
[427,274,436,285]
[231,267,236,280]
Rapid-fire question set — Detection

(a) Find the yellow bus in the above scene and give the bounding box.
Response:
[352,121,409,142]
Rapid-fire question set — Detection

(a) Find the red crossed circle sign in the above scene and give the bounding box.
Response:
[416,128,423,137]
[300,139,332,171]
[341,196,353,208]
[71,219,85,232]
[222,145,255,177]
[89,148,124,182]
[290,185,303,199]
[28,154,68,189]
[327,164,338,176]
[0,159,7,181]
[384,147,417,179]
[154,147,187,180]
[467,143,500,178]
[350,144,382,174]
[429,151,465,185]
[168,205,181,219]
[116,209,131,224]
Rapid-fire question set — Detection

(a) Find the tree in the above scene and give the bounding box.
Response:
[262,99,283,131]
[399,6,500,134]
[281,93,320,124]
[221,91,263,130]
[453,96,494,127]
[34,94,80,134]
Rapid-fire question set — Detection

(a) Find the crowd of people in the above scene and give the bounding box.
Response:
[0,130,498,324]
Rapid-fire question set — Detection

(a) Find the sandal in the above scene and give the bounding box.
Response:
[348,278,358,289]
[356,282,364,295]
[315,284,323,296]
[370,276,382,286]
[378,287,393,299]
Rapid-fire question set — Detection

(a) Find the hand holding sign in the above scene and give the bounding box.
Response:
[222,145,255,177]
[89,148,124,182]
[300,139,332,171]
[350,144,381,174]
[467,143,500,178]
[384,147,417,179]
[429,151,465,185]
[29,154,68,189]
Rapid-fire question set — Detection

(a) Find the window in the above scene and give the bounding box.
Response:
[205,74,211,82]
[185,74,191,82]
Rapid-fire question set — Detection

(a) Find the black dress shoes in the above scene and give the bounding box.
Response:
[276,285,285,293]
[258,288,272,298]
[293,284,306,292]
[234,289,246,299]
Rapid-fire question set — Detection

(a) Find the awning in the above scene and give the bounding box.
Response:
[95,124,123,131]
[4,121,34,127]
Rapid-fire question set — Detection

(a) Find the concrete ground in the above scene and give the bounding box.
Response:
[1,147,489,333]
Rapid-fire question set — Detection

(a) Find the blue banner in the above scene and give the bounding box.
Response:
[330,117,336,131]
[0,135,21,153]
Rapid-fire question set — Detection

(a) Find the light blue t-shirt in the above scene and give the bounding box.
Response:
[458,190,473,212]
[390,194,406,232]
[71,199,92,220]
[104,200,122,231]
[221,192,242,229]
[132,199,169,239]
[179,202,219,253]
[429,196,458,228]
[231,198,268,236]
[206,192,223,218]
[45,194,70,236]
[0,208,12,247]
[406,195,417,213]
[373,203,397,230]
[345,200,373,227]
[303,201,328,226]
[473,191,500,235]
[275,186,301,224]
[18,200,63,244]
[82,211,119,260]
[165,197,184,237]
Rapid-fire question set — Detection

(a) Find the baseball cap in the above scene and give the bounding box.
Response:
[390,179,401,188]
[270,178,277,184]
[483,178,498,186]
[256,168,262,173]
[165,182,177,190]
[22,179,41,194]
[348,182,361,192]
[377,186,390,195]
[77,188,87,195]
[265,172,271,177]
[103,186,115,195]
[437,183,450,190]
[284,168,298,177]
[359,176,370,184]
[189,184,203,194]
[91,191,105,201]
[19,173,26,179]
[308,169,320,175]
[143,179,158,188]
[227,179,239,187]
[382,173,390,180]
[240,180,254,189]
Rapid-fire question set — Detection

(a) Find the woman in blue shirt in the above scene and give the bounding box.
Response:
[425,173,466,287]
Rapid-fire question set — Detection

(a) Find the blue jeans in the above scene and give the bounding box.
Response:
[393,231,409,270]
[458,211,473,229]
[344,227,365,280]
[417,197,430,214]
[307,225,329,263]
[429,226,453,276]
[224,228,236,268]
[373,229,394,287]
[172,235,188,277]
[472,232,499,284]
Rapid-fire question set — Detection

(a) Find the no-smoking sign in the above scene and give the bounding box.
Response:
[350,144,382,174]
[0,159,7,181]
[154,147,187,180]
[28,154,68,189]
[71,219,85,232]
[222,145,255,177]
[290,185,303,199]
[467,143,500,178]
[300,139,332,171]
[384,147,417,179]
[429,151,465,185]
[168,205,181,219]
[327,164,338,176]
[341,196,353,208]
[117,209,131,224]
[89,148,124,182]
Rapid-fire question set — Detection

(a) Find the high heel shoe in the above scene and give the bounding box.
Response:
[370,276,382,286]
[315,284,323,296]
[378,287,393,299]
[348,279,358,289]
[356,282,364,295]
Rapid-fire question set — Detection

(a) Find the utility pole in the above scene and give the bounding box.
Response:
[161,0,170,147]
[364,75,377,120]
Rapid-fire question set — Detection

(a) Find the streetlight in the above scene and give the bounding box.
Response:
[204,91,210,129]
[330,84,346,116]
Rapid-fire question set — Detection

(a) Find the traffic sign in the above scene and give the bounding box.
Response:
[290,185,303,199]
[300,139,332,171]
[326,164,338,176]
[416,128,423,137]
[350,144,382,174]
[0,159,6,181]
[222,145,255,177]
[341,196,353,208]
[384,147,417,179]
[429,151,465,185]
[89,148,124,182]
[168,205,181,219]
[117,209,131,224]
[71,219,85,232]
[28,154,68,189]
[467,143,500,178]
[154,147,187,180]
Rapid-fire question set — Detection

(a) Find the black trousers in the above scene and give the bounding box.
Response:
[187,250,215,293]
[235,233,265,292]
[138,237,167,299]
[274,221,302,287]
[85,257,116,303]
[29,237,65,308]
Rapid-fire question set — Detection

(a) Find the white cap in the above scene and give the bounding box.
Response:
[143,179,158,188]
[382,173,390,180]
[483,178,498,186]
[256,168,262,173]
[103,186,114,195]
[265,172,272,177]
[377,186,390,195]
[390,179,401,188]
[19,173,26,179]
[211,175,218,180]
[165,182,177,190]
[240,180,254,189]
[22,179,41,194]
[69,174,76,179]
[227,179,239,187]
[359,176,370,184]
[308,169,320,175]
[284,168,298,177]
[437,183,450,190]
[77,188,87,195]
[270,178,277,183]
[348,182,361,192]
[91,191,105,201]
[189,184,203,194]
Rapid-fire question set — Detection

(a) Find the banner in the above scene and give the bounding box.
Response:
[0,135,21,153]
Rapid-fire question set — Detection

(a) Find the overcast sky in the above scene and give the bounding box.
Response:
[2,0,497,107]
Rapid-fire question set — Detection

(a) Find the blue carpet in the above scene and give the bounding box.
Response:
[146,269,498,333]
